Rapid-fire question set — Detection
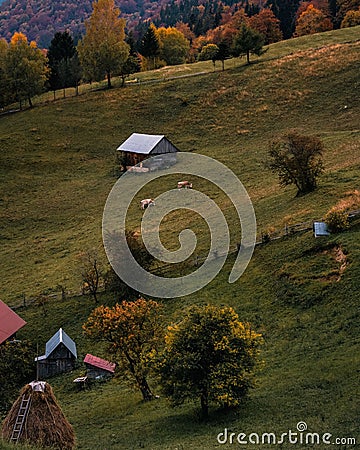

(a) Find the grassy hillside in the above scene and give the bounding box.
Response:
[3,221,360,449]
[0,28,359,449]
[1,27,359,304]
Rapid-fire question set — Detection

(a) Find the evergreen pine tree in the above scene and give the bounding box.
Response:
[139,24,160,69]
[47,31,82,97]
[267,0,300,39]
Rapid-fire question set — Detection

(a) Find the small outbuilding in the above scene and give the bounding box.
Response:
[84,353,116,380]
[35,328,77,378]
[0,300,26,345]
[117,133,179,171]
[313,221,330,237]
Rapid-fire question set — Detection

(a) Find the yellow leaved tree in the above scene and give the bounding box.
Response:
[77,0,129,88]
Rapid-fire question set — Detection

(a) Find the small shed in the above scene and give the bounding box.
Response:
[313,221,330,237]
[0,300,26,345]
[83,353,116,379]
[35,328,77,378]
[117,133,179,171]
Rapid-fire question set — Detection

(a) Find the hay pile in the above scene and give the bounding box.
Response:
[1,382,75,449]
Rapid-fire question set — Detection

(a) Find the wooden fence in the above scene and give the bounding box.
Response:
[10,209,360,309]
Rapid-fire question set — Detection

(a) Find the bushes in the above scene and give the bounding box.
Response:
[324,190,360,233]
[325,208,349,233]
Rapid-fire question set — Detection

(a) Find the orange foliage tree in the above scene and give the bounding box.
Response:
[294,4,333,36]
[341,7,360,27]
[83,298,162,401]
[248,9,283,44]
[336,0,360,26]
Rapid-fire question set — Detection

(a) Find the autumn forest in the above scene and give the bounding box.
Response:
[0,0,359,48]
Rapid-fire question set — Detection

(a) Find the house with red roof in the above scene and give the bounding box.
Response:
[84,354,116,379]
[0,300,26,345]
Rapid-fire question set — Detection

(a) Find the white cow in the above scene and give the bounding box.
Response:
[177,180,193,189]
[140,198,155,209]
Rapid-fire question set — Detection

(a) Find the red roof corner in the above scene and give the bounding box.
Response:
[0,300,27,345]
[84,353,116,373]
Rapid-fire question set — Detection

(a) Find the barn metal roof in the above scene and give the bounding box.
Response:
[45,328,77,358]
[117,133,165,154]
[0,300,26,344]
[84,353,116,373]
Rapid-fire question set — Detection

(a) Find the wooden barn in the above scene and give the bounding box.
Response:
[117,133,179,172]
[83,354,116,380]
[35,328,77,378]
[0,300,26,345]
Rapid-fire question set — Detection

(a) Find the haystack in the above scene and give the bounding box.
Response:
[1,381,75,449]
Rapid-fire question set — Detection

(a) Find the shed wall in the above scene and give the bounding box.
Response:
[150,138,178,154]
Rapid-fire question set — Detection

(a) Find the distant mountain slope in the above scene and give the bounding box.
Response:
[0,0,168,47]
[0,0,250,48]
[0,0,93,47]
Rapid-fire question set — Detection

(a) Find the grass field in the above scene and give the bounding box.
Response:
[1,27,359,303]
[0,27,359,449]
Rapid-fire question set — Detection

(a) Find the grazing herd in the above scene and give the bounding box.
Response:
[140,181,192,209]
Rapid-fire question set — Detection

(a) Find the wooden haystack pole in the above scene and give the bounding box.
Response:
[1,381,75,449]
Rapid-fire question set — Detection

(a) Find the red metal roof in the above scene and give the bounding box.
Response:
[0,300,27,344]
[84,353,116,373]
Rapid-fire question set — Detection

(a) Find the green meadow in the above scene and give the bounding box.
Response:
[1,27,359,449]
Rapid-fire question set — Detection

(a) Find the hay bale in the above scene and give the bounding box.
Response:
[1,382,75,449]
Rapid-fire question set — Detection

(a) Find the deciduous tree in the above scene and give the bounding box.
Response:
[156,27,190,65]
[77,0,129,88]
[336,0,360,26]
[266,132,325,196]
[103,229,154,297]
[198,43,219,69]
[0,340,34,412]
[118,55,140,86]
[341,7,360,26]
[294,4,333,36]
[77,249,103,303]
[83,298,162,401]
[248,9,283,44]
[0,38,8,108]
[5,32,48,108]
[158,304,263,418]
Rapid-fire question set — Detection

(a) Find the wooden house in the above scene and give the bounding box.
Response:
[83,353,116,379]
[117,133,179,171]
[0,300,26,345]
[35,328,77,378]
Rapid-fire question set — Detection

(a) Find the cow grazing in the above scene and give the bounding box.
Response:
[140,198,155,209]
[177,181,192,189]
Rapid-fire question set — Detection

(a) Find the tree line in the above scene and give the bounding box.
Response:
[1,0,359,109]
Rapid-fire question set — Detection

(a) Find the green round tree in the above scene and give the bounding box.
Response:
[158,304,263,418]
